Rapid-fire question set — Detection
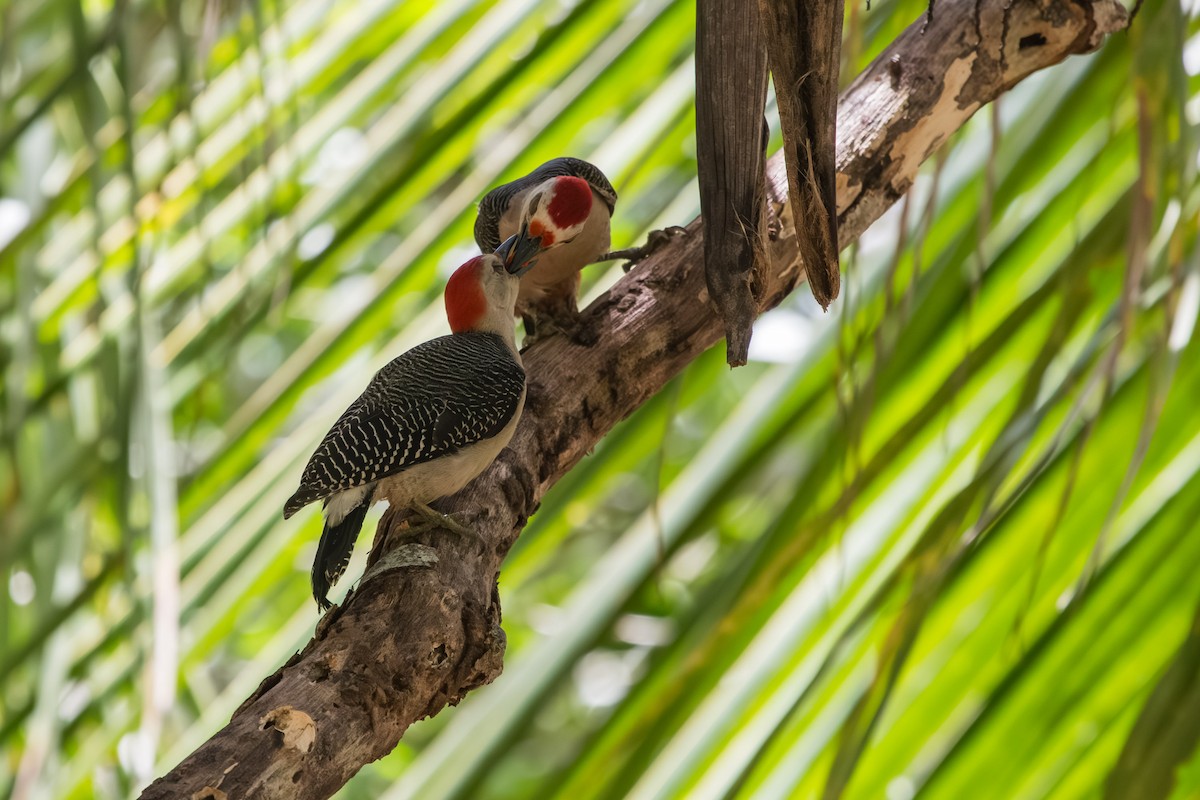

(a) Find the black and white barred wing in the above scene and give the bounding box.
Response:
[283,333,525,518]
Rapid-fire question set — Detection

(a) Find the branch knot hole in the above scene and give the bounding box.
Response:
[429,642,450,668]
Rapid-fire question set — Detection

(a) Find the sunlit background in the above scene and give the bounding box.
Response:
[3,0,1200,797]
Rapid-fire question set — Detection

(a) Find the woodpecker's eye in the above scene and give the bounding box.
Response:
[526,191,544,217]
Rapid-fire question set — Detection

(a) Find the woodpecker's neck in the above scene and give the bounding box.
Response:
[457,297,520,354]
[445,257,521,355]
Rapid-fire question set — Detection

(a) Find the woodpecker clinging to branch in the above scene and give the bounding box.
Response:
[475,158,617,343]
[284,229,562,610]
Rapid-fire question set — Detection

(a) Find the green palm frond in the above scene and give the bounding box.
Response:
[2,0,1198,797]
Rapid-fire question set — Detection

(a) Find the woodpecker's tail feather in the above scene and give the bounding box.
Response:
[283,489,319,520]
[312,495,372,611]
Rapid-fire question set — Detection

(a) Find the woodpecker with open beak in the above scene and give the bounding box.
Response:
[284,233,556,610]
[477,158,690,343]
[475,158,617,343]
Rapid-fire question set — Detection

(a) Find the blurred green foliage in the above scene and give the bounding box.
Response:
[1,0,1199,797]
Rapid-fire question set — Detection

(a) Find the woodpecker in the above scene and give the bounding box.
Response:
[284,232,554,610]
[476,158,689,342]
[475,158,617,342]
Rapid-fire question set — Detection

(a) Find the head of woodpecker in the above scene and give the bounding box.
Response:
[501,175,596,272]
[444,246,537,337]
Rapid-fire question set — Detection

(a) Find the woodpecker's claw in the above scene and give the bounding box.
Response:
[410,502,480,541]
[565,322,599,347]
[597,226,690,271]
[521,310,598,348]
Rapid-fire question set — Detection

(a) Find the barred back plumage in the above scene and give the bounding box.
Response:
[474,157,618,252]
[283,331,525,518]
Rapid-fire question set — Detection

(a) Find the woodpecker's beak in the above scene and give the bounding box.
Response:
[497,230,542,276]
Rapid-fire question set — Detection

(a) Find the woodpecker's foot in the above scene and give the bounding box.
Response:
[597,226,690,271]
[565,319,599,347]
[521,313,597,347]
[411,502,477,540]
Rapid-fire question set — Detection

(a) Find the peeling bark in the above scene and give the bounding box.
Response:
[141,0,1128,797]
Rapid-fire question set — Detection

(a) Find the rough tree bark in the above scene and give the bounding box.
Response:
[143,0,1128,797]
